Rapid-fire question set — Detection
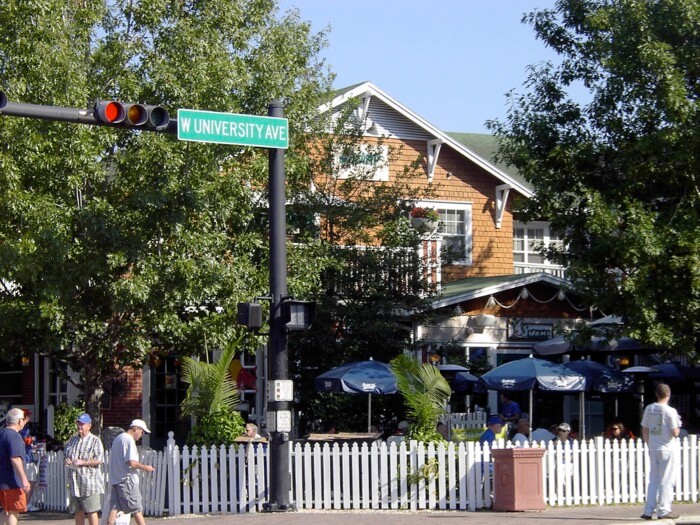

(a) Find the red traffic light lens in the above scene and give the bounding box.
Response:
[95,101,125,124]
[103,102,121,123]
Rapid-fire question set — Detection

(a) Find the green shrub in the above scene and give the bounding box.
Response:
[186,409,246,447]
[53,402,85,445]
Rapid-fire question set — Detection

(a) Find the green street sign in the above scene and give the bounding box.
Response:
[177,109,288,149]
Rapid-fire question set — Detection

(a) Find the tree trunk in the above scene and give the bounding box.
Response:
[82,360,104,436]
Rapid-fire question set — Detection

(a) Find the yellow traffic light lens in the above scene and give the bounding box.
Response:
[125,104,147,126]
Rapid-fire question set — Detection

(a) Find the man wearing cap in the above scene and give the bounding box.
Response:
[479,415,504,445]
[0,408,30,525]
[64,414,104,525]
[106,419,155,525]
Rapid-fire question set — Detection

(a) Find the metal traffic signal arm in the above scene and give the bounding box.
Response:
[0,90,176,133]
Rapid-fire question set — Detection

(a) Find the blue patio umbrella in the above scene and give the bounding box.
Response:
[480,356,586,438]
[563,359,634,439]
[315,359,397,432]
[649,363,700,382]
[452,371,482,393]
[563,360,634,394]
[437,364,480,393]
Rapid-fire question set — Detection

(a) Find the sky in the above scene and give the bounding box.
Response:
[277,0,560,133]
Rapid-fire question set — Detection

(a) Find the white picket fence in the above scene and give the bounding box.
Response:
[36,432,700,515]
[37,448,169,516]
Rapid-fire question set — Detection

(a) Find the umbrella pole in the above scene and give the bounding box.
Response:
[580,391,586,440]
[368,393,372,433]
[529,390,533,441]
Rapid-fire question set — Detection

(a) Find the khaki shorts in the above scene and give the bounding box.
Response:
[110,477,142,514]
[69,492,102,514]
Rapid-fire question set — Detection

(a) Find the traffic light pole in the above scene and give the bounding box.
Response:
[265,100,293,511]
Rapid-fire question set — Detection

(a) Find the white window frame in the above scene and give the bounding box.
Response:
[513,221,563,266]
[335,144,389,181]
[418,201,473,265]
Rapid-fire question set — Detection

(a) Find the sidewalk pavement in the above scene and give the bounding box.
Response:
[20,503,700,525]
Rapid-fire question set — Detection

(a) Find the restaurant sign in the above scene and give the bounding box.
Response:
[508,318,555,341]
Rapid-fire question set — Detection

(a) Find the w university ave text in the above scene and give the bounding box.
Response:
[177,108,289,148]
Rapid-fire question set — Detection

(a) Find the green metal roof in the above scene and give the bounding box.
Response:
[447,132,530,191]
[434,272,568,307]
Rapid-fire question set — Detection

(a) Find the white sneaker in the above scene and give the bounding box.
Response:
[27,504,40,512]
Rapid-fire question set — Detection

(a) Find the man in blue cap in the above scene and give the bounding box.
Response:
[64,413,104,525]
[479,414,504,445]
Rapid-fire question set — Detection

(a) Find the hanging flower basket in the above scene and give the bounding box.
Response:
[410,207,439,232]
[410,216,439,232]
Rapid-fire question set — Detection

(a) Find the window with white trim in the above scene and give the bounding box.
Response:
[513,221,564,265]
[418,202,472,265]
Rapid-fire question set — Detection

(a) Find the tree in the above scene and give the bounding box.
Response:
[0,0,332,429]
[488,0,699,356]
[390,353,451,443]
[180,336,245,446]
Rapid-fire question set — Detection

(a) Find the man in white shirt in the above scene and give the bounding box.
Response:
[106,420,155,525]
[640,383,681,521]
[511,418,530,447]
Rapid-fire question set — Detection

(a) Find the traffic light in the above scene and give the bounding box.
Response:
[237,302,263,330]
[93,100,170,130]
[0,91,175,133]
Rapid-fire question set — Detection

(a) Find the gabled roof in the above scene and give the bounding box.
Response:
[432,272,569,308]
[323,81,534,198]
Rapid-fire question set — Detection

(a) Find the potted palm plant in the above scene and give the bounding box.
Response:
[410,207,440,232]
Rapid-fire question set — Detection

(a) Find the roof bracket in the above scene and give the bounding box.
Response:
[427,139,443,183]
[495,184,511,229]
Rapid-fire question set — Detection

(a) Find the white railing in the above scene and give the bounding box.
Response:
[514,262,566,278]
[34,433,700,516]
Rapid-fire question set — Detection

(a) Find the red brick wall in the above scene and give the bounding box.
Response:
[103,367,143,429]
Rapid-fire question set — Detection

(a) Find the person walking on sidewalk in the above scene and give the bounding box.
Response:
[64,414,104,525]
[106,419,155,525]
[18,410,39,512]
[641,383,681,520]
[0,408,30,525]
